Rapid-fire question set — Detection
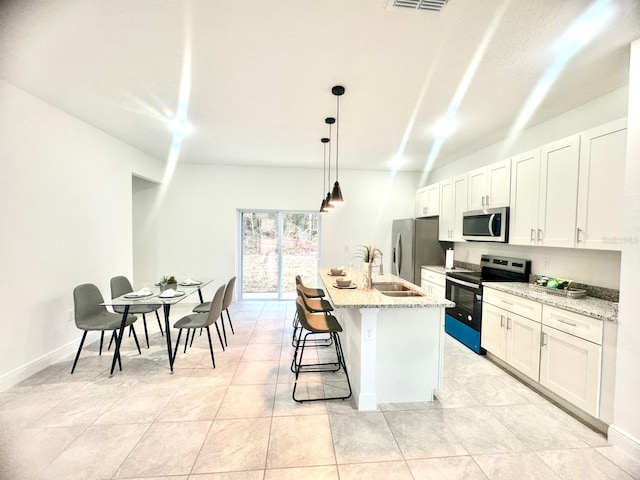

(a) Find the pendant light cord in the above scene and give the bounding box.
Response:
[327,122,332,188]
[335,96,340,182]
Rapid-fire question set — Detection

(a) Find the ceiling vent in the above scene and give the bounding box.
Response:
[389,0,449,11]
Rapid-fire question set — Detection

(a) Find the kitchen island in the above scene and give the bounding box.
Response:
[319,270,454,410]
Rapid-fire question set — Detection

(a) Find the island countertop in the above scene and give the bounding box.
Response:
[319,269,454,309]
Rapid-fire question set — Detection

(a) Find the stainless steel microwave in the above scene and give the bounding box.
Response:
[462,207,509,242]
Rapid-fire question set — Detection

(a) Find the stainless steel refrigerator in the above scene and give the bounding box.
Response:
[391,218,451,285]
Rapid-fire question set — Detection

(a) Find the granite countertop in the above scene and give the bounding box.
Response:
[483,282,618,322]
[319,269,454,309]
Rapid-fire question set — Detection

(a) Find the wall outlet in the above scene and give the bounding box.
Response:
[543,258,550,268]
[67,309,74,322]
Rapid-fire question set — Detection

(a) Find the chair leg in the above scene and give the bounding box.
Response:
[142,314,150,349]
[99,331,104,356]
[225,309,235,334]
[183,329,191,353]
[189,328,196,347]
[172,329,183,361]
[155,310,164,336]
[221,317,228,347]
[70,331,88,374]
[214,322,225,351]
[108,330,115,350]
[205,326,216,368]
[130,325,142,354]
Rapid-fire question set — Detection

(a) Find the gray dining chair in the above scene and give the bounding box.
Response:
[192,276,236,346]
[110,276,163,348]
[71,283,140,374]
[172,284,226,368]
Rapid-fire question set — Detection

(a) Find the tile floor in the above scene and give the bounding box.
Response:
[1,300,639,479]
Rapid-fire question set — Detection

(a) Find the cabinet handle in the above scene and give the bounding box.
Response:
[576,227,583,243]
[541,331,547,347]
[500,299,513,306]
[485,194,489,206]
[500,315,504,327]
[506,317,512,330]
[537,229,543,242]
[530,228,536,241]
[481,195,486,207]
[423,206,427,214]
[557,318,578,327]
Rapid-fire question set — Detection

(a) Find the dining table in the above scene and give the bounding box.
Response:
[101,279,213,375]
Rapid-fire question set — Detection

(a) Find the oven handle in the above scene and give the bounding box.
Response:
[488,214,496,236]
[446,276,480,290]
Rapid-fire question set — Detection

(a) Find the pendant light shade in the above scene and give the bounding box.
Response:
[319,137,330,213]
[323,117,335,210]
[329,85,345,206]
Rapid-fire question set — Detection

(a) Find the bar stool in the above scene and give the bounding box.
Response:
[291,297,352,403]
[293,285,333,349]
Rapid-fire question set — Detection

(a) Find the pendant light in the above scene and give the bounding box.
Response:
[324,117,336,210]
[319,137,330,213]
[330,85,345,205]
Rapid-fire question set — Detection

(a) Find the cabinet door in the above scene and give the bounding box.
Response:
[425,183,440,217]
[486,158,511,207]
[467,167,486,210]
[452,174,467,241]
[506,313,541,381]
[509,149,541,245]
[439,179,453,240]
[481,303,506,360]
[577,119,627,250]
[416,187,428,218]
[540,325,602,417]
[538,135,580,247]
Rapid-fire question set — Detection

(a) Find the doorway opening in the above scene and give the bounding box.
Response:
[239,210,320,299]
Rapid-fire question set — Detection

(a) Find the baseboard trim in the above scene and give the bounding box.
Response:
[608,425,640,460]
[0,331,101,392]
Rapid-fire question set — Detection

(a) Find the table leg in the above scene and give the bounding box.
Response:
[163,304,174,372]
[197,287,204,304]
[110,305,129,376]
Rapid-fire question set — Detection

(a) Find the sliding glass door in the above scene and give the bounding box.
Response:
[240,210,320,299]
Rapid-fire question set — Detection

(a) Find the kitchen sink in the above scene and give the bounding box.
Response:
[373,282,411,292]
[379,290,425,297]
[373,282,424,297]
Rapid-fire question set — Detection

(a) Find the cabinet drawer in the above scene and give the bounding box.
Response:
[483,288,542,321]
[421,269,446,287]
[542,305,603,345]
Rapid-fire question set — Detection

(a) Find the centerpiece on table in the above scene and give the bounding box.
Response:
[159,275,178,292]
[353,243,382,289]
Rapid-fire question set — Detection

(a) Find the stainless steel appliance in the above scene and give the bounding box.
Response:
[445,254,530,354]
[391,218,451,285]
[462,207,509,242]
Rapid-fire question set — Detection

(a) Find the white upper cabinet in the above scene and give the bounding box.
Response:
[537,135,581,248]
[509,149,541,245]
[576,118,627,250]
[416,182,440,218]
[510,135,580,248]
[467,158,511,210]
[438,174,467,241]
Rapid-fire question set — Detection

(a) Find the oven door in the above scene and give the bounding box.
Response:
[445,276,483,331]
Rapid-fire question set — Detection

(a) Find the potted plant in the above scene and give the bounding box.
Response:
[353,244,382,289]
[159,275,178,292]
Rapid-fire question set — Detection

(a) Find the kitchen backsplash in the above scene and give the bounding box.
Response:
[452,260,619,302]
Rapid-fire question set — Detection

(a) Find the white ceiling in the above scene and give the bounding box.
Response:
[1,0,639,172]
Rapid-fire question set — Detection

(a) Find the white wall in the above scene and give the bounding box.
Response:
[610,38,640,459]
[0,79,163,388]
[133,164,419,299]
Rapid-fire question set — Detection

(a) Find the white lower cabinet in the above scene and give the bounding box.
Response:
[540,306,603,417]
[420,268,446,299]
[481,298,541,381]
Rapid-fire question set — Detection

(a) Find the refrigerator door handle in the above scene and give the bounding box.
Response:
[395,233,402,276]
